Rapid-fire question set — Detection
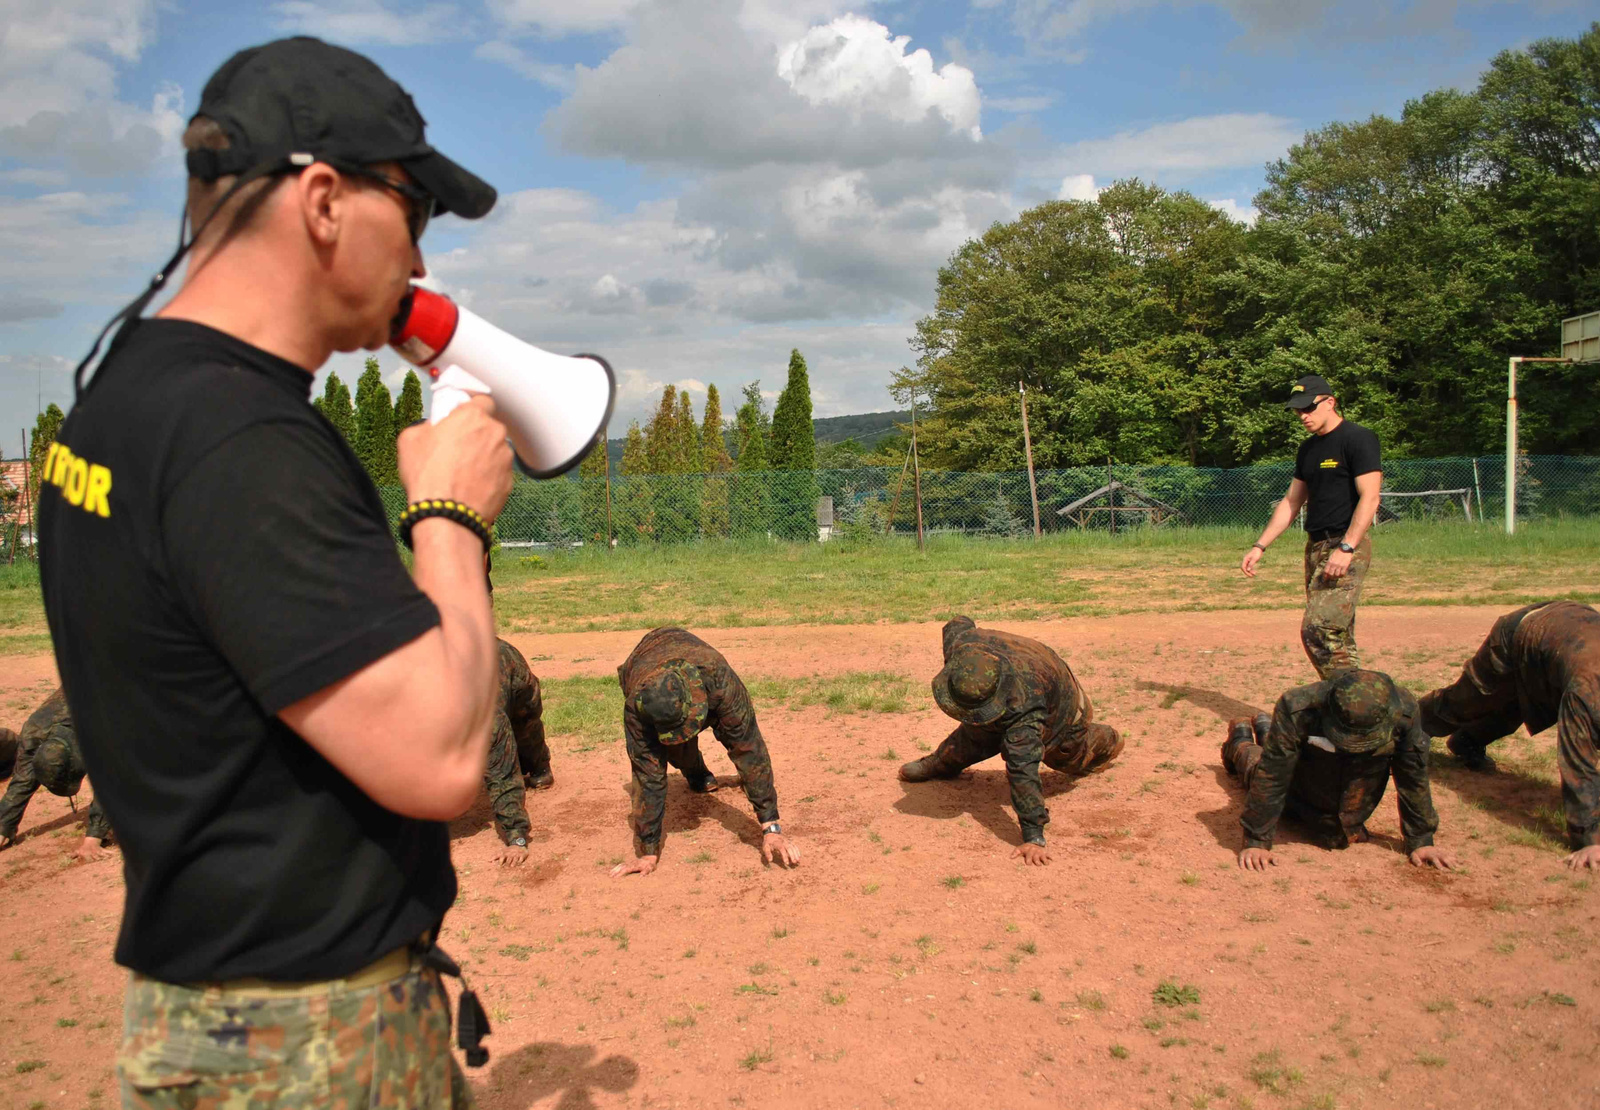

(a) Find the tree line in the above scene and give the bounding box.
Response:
[906,25,1600,472]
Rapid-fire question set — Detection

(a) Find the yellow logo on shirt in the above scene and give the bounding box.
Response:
[42,442,113,518]
[1319,458,1339,469]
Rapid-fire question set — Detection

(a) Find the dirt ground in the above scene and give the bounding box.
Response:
[1,606,1596,1110]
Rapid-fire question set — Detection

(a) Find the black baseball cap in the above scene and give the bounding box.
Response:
[185,36,496,220]
[1284,374,1334,410]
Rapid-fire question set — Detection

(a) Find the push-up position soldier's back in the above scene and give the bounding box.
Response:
[0,688,113,863]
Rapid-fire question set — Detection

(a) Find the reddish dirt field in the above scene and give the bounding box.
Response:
[2,607,1597,1110]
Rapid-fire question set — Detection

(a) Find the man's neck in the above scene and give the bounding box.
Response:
[1315,412,1344,436]
[156,247,333,372]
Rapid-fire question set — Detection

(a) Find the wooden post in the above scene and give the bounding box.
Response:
[12,431,29,565]
[910,396,925,551]
[884,439,913,536]
[602,427,614,550]
[1107,457,1116,537]
[1019,381,1041,539]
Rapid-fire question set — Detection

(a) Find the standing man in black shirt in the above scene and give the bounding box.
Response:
[1240,375,1383,678]
[37,38,509,1109]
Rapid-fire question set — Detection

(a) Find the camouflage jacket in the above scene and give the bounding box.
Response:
[618,628,778,857]
[942,617,1093,842]
[0,688,112,842]
[1240,681,1438,853]
[484,639,540,843]
[1503,601,1600,846]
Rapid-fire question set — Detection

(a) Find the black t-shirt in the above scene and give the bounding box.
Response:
[1294,419,1381,535]
[38,319,452,983]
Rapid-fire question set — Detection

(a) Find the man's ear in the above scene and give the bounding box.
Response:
[298,163,344,247]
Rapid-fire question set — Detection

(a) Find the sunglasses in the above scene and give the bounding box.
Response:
[336,164,434,243]
[1296,396,1329,413]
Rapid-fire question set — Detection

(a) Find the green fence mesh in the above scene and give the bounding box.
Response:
[372,455,1600,548]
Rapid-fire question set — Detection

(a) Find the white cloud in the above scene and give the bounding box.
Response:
[1208,197,1258,224]
[0,0,182,176]
[1057,173,1100,201]
[776,15,982,139]
[0,191,171,299]
[1050,112,1298,178]
[270,0,473,46]
[474,42,577,91]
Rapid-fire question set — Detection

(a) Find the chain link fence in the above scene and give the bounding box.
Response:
[375,455,1600,548]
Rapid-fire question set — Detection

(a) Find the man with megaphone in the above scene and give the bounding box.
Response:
[34,36,612,1109]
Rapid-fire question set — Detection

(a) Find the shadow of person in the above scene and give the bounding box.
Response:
[1138,680,1262,723]
[1429,752,1570,846]
[893,767,1081,847]
[481,1041,639,1110]
[660,774,779,858]
[448,792,495,842]
[1195,761,1319,853]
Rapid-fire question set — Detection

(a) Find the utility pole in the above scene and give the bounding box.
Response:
[1505,356,1572,535]
[910,394,925,551]
[1019,380,1041,539]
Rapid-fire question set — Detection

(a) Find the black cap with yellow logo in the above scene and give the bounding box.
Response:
[1284,374,1334,410]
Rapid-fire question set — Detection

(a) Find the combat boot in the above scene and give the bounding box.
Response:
[1221,718,1257,774]
[1446,734,1496,772]
[685,773,720,793]
[523,767,555,791]
[898,755,962,782]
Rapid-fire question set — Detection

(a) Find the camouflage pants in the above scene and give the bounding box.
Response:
[922,721,1123,776]
[118,955,474,1110]
[1302,535,1371,679]
[1221,725,1388,850]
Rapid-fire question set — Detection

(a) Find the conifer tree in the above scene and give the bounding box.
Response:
[733,382,768,472]
[731,382,770,536]
[353,357,398,485]
[577,433,610,545]
[315,372,356,445]
[617,419,652,542]
[393,369,425,432]
[674,390,697,474]
[26,403,64,513]
[700,384,732,539]
[769,349,818,541]
[643,385,679,475]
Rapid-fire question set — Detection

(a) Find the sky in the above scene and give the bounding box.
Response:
[0,0,1594,448]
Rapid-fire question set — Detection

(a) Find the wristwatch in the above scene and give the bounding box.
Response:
[762,823,782,836]
[1337,541,1355,554]
[510,836,528,847]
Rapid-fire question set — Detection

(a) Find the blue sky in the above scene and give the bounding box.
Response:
[0,0,1593,448]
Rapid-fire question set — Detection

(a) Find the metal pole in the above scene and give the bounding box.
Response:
[910,396,925,551]
[602,429,614,550]
[884,439,913,536]
[1019,381,1041,539]
[1506,357,1518,535]
[1472,457,1483,526]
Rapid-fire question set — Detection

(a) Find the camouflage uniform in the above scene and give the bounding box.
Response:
[482,639,550,846]
[1223,670,1440,853]
[1301,534,1371,678]
[119,948,473,1109]
[1417,600,1600,849]
[617,628,779,859]
[0,687,112,845]
[900,617,1123,847]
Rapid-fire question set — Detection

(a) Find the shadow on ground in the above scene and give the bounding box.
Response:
[1138,679,1263,722]
[893,768,1081,847]
[478,1041,640,1110]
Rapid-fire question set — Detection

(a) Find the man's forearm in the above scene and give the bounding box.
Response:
[1254,497,1299,549]
[1342,490,1381,547]
[409,518,500,748]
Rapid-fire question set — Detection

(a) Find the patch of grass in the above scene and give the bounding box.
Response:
[688,850,715,864]
[942,875,965,890]
[665,1014,696,1029]
[1544,992,1576,1007]
[1152,981,1201,1007]
[1109,1044,1130,1059]
[1159,1036,1190,1048]
[879,747,899,760]
[861,882,880,895]
[771,926,789,939]
[1423,998,1456,1014]
[748,962,770,975]
[55,1017,77,1028]
[682,948,697,958]
[738,1044,774,1071]
[1077,990,1106,1011]
[824,989,846,1005]
[1180,871,1199,885]
[1017,940,1037,955]
[747,672,917,716]
[538,675,625,751]
[736,982,779,996]
[1143,1016,1165,1032]
[1248,1049,1303,1093]
[1029,989,1043,1002]
[15,1060,46,1074]
[1415,1053,1447,1068]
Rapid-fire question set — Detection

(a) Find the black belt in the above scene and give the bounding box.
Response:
[1306,528,1347,543]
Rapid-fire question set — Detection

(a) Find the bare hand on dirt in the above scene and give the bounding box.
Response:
[762,832,800,867]
[1407,846,1456,870]
[1240,547,1264,578]
[397,395,514,521]
[1562,845,1600,870]
[71,837,113,864]
[611,854,659,878]
[1238,847,1276,871]
[1012,842,1051,866]
[1322,550,1354,580]
[493,844,530,868]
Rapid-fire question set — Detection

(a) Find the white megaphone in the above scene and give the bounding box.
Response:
[389,286,616,478]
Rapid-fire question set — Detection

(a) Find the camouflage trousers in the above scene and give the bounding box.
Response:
[1221,721,1388,850]
[1302,535,1371,679]
[118,950,474,1110]
[921,721,1124,777]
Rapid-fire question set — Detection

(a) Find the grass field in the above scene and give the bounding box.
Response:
[1,519,1596,651]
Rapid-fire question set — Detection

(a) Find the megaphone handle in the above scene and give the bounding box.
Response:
[430,384,476,424]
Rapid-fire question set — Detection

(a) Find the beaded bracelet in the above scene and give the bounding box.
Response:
[397,499,493,552]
